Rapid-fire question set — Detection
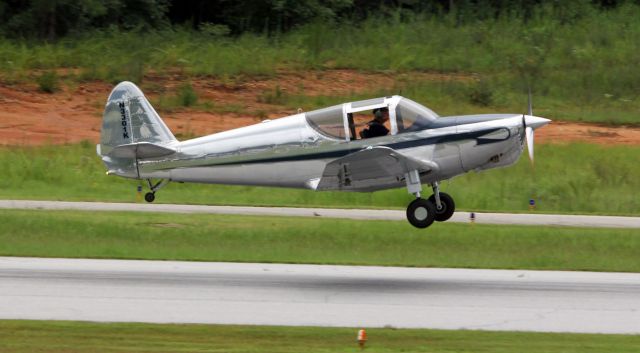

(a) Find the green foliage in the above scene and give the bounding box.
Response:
[198,22,230,37]
[0,143,639,216]
[258,85,286,105]
[3,320,639,353]
[467,78,494,107]
[3,0,621,40]
[36,70,58,93]
[155,0,355,35]
[177,82,197,107]
[1,210,639,272]
[1,0,169,39]
[150,82,211,112]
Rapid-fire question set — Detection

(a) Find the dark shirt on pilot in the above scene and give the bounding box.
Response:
[360,121,389,138]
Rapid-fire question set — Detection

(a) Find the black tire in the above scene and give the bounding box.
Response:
[144,192,155,203]
[406,198,436,229]
[428,192,455,222]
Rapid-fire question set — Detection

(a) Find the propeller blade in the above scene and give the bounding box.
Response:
[527,88,533,116]
[526,126,534,163]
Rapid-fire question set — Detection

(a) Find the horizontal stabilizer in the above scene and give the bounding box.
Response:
[106,142,176,159]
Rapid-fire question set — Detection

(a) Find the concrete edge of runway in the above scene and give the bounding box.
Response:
[4,256,640,281]
[1,199,639,228]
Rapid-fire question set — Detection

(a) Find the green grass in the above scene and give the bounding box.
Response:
[1,209,639,272]
[1,142,638,215]
[1,6,640,125]
[1,320,639,353]
[0,320,640,353]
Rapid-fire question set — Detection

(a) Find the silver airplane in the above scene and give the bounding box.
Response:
[97,81,550,228]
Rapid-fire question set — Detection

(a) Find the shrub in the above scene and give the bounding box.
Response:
[258,85,286,105]
[37,71,59,93]
[178,83,198,107]
[468,79,493,107]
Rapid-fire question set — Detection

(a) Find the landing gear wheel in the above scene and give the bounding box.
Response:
[428,192,455,222]
[144,192,155,203]
[406,198,436,229]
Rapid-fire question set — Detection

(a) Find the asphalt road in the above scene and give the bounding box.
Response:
[2,200,639,228]
[1,257,639,334]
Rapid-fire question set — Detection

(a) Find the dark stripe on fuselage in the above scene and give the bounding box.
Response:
[171,126,508,168]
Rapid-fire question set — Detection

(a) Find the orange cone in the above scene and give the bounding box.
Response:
[357,329,367,349]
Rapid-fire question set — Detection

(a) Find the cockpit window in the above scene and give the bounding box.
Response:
[305,104,346,139]
[395,98,439,133]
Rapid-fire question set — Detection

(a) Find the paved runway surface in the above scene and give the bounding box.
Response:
[2,200,639,228]
[1,257,639,334]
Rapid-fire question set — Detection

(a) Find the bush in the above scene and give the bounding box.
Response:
[468,79,493,107]
[177,83,198,107]
[37,71,59,93]
[258,85,286,105]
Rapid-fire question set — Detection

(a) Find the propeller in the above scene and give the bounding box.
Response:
[521,89,550,165]
[521,89,551,210]
[525,124,534,163]
[525,88,534,164]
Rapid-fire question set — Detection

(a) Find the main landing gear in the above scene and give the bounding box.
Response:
[404,171,455,229]
[144,179,170,203]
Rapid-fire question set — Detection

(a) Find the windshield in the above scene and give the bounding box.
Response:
[395,98,439,133]
[305,104,346,139]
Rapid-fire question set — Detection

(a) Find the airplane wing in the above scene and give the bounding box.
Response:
[314,146,438,192]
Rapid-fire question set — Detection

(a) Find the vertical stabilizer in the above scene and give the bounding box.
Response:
[98,81,177,178]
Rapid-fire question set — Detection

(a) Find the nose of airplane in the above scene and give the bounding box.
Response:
[523,115,551,130]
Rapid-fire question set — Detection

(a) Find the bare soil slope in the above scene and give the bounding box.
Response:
[1,70,638,146]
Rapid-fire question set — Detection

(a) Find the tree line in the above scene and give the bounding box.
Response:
[0,0,634,40]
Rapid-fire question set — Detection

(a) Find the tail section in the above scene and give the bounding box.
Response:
[97,81,177,178]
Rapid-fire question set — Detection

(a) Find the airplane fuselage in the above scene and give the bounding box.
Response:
[135,113,527,191]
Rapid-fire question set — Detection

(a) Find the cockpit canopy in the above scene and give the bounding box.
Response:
[305,96,439,140]
[305,104,347,139]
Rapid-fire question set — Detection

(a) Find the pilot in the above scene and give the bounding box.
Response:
[360,107,389,138]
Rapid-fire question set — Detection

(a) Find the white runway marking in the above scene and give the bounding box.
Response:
[1,257,639,334]
[1,200,639,228]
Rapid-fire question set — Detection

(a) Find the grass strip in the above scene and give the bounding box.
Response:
[1,209,639,272]
[2,143,639,216]
[1,320,639,353]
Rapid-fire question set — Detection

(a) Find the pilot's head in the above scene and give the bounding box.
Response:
[373,107,389,122]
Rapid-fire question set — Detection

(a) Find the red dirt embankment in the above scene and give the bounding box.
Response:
[1,70,638,146]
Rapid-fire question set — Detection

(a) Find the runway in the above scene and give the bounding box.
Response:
[2,200,639,228]
[1,257,639,334]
